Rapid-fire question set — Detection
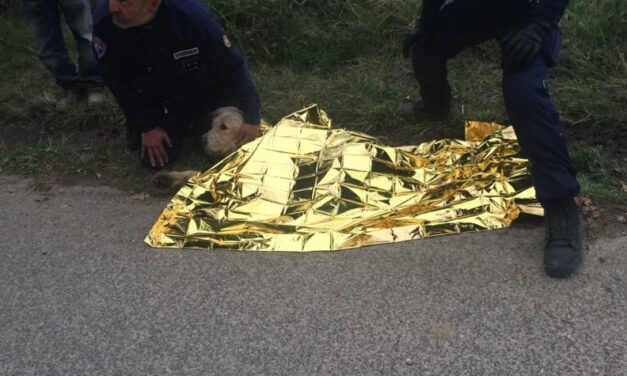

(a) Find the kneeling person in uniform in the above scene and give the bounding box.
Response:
[400,0,583,278]
[93,0,261,168]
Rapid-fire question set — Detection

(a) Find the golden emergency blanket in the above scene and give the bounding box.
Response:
[146,105,542,252]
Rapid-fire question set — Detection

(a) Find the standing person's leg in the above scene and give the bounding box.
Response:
[399,1,496,120]
[501,28,582,277]
[20,0,80,93]
[501,29,579,202]
[57,0,105,102]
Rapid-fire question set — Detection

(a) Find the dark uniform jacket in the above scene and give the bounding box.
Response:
[93,0,261,136]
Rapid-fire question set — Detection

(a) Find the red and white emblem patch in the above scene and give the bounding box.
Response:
[93,36,107,59]
[222,34,232,48]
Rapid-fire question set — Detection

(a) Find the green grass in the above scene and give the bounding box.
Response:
[577,174,625,202]
[570,145,625,202]
[570,145,605,175]
[0,0,626,202]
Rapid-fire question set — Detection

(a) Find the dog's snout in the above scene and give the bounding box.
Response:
[203,106,244,157]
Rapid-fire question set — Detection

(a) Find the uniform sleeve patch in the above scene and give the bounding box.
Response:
[222,34,232,48]
[93,36,107,59]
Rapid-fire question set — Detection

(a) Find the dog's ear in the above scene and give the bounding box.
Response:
[222,116,243,131]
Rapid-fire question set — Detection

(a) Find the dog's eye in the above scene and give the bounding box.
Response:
[220,124,228,130]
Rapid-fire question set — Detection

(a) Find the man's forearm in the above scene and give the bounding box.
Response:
[236,93,261,125]
[217,66,261,125]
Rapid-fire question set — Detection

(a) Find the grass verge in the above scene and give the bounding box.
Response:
[0,0,625,205]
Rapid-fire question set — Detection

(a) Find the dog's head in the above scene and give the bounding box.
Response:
[201,106,244,157]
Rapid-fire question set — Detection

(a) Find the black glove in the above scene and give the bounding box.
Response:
[500,21,551,70]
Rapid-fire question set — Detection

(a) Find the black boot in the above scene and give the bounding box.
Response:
[395,99,450,121]
[543,197,584,278]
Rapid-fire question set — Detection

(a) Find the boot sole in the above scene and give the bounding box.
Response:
[545,252,583,278]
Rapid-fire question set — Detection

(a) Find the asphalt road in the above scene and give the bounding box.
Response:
[1,175,625,375]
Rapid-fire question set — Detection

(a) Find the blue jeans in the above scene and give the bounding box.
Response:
[20,0,103,90]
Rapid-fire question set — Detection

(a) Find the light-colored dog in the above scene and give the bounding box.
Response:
[152,106,245,190]
[201,106,244,157]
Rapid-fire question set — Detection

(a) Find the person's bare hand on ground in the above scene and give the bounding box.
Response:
[141,127,172,167]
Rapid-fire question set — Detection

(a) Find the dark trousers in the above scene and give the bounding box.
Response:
[20,0,103,90]
[411,0,580,202]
